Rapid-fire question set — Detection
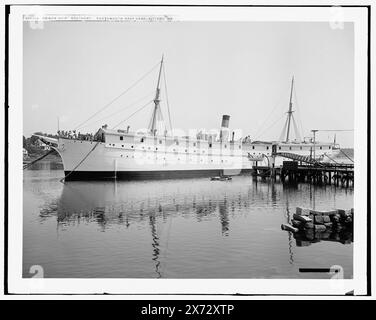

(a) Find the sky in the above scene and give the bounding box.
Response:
[23,21,354,147]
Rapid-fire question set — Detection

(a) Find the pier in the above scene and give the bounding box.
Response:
[252,157,354,187]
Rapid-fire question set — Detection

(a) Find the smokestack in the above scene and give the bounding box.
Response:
[221,115,230,128]
[220,115,230,142]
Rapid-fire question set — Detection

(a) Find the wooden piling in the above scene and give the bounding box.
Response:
[251,161,353,188]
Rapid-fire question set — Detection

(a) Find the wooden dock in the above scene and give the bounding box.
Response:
[252,161,354,187]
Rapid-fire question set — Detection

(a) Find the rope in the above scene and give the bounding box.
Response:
[163,63,173,133]
[254,114,285,141]
[261,82,290,137]
[279,117,288,142]
[112,99,154,129]
[339,149,354,163]
[316,129,354,132]
[60,142,100,183]
[23,149,55,170]
[73,61,160,131]
[323,152,340,164]
[253,89,286,138]
[291,114,302,141]
[78,91,155,130]
[293,84,304,138]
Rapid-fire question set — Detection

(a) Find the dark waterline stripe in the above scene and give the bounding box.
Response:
[63,169,253,181]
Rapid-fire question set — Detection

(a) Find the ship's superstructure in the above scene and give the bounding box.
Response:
[36,57,340,180]
[50,116,250,180]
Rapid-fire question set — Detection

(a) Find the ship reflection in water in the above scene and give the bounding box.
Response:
[55,181,231,236]
[24,169,353,279]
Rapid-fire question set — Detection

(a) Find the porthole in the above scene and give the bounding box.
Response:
[120,136,123,141]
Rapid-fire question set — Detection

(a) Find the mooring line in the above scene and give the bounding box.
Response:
[60,141,100,183]
[23,149,55,170]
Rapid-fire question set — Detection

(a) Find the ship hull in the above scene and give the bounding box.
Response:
[63,168,254,181]
[51,133,338,181]
[54,136,254,181]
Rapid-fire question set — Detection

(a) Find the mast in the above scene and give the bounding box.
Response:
[285,76,294,142]
[149,55,164,135]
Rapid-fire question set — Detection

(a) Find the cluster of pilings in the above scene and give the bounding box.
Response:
[252,163,354,188]
[280,166,354,187]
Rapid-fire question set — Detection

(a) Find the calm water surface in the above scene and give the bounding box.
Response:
[23,162,353,279]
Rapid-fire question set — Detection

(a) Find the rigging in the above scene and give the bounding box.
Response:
[73,61,160,131]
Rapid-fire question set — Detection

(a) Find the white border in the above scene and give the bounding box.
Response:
[7,5,369,295]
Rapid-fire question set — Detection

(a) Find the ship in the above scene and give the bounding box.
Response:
[36,57,340,181]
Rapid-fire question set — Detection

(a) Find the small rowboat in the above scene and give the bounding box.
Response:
[210,176,232,181]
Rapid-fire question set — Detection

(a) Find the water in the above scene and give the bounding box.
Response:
[23,161,353,279]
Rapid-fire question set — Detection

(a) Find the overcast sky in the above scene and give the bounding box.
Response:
[23,21,354,147]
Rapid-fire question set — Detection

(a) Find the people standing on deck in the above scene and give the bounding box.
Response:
[56,128,97,141]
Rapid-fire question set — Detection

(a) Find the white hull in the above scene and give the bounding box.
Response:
[55,136,253,179]
[50,133,339,180]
